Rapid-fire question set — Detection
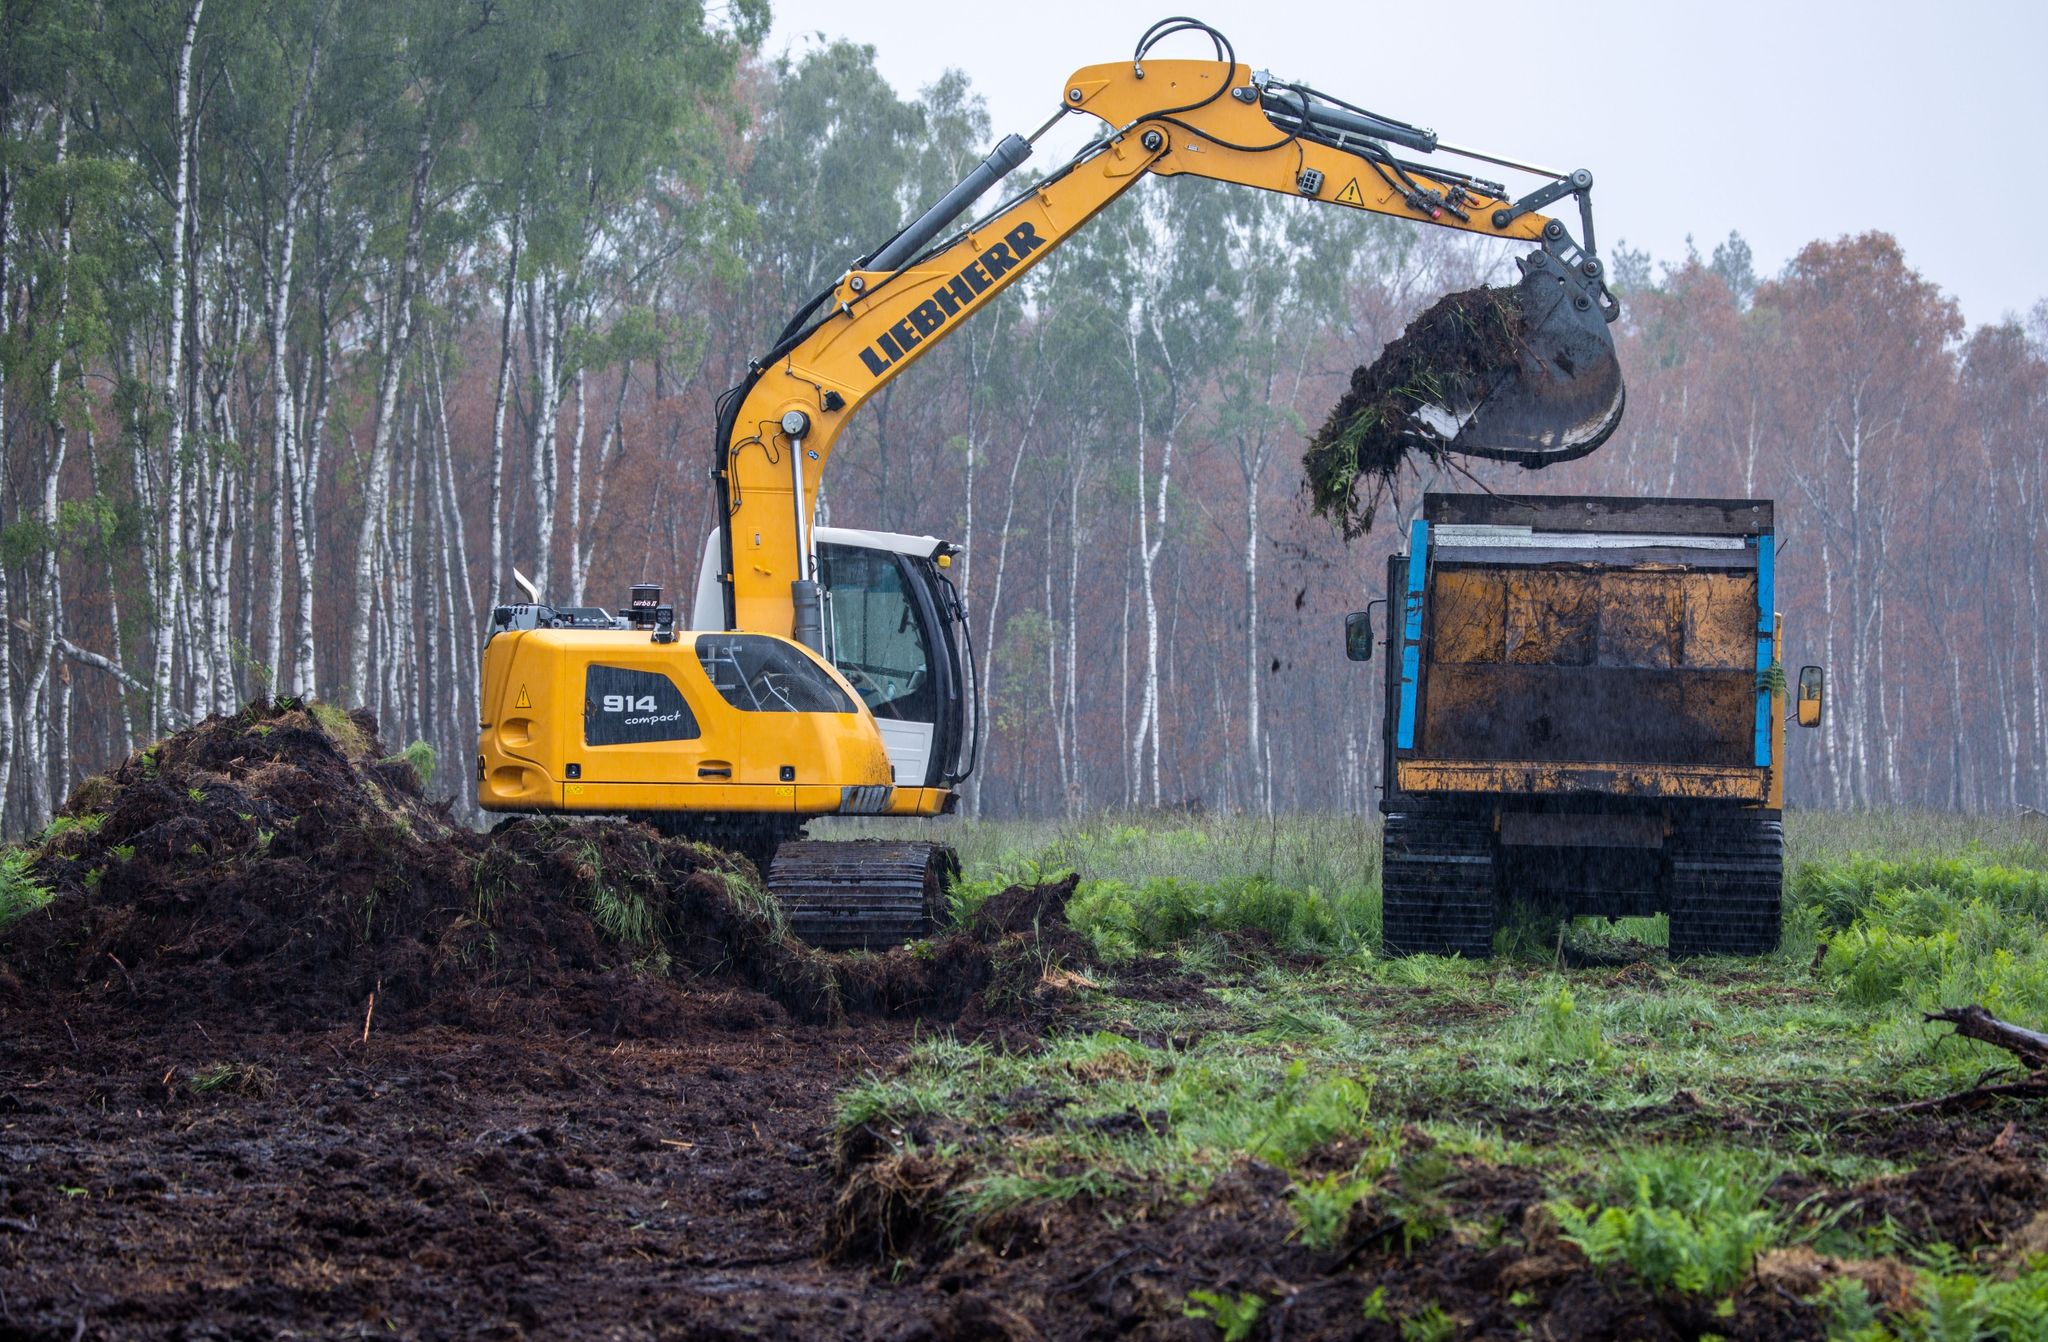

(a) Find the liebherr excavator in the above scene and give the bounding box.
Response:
[476,17,1627,948]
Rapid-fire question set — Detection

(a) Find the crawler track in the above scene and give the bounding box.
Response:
[1380,811,1500,958]
[769,839,958,950]
[1667,815,1784,956]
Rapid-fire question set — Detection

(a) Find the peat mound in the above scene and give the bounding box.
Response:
[0,699,1093,1037]
[1303,284,1524,539]
[839,874,1088,1028]
[0,699,830,1031]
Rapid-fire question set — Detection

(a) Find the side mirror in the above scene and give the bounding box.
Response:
[1796,665,1825,728]
[1344,610,1374,662]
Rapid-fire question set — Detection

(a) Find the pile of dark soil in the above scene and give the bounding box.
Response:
[0,699,1085,1036]
[840,874,1087,1030]
[1303,285,1524,538]
[1818,1148,2048,1250]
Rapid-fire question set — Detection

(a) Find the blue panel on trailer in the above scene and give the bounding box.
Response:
[1754,534,1774,768]
[1397,519,1428,751]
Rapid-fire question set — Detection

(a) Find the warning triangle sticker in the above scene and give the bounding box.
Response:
[1335,177,1366,207]
[515,684,532,709]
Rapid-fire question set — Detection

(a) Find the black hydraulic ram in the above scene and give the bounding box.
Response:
[867,134,1034,274]
[1259,88,1438,155]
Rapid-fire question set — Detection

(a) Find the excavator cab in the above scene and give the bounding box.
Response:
[815,529,977,793]
[690,526,977,805]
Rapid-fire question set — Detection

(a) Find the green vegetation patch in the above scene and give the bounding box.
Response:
[825,811,2048,1337]
[0,847,54,930]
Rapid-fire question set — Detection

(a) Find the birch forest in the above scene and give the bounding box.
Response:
[1,0,2044,837]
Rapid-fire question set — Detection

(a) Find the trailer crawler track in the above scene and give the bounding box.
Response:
[1666,816,1783,957]
[1381,811,1499,958]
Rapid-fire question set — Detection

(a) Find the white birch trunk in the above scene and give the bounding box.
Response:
[151,0,205,735]
[24,102,73,823]
[487,218,520,598]
[570,368,628,607]
[263,33,317,690]
[525,273,562,596]
[0,148,12,816]
[288,282,331,696]
[348,125,434,702]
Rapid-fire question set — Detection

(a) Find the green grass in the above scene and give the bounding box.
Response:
[828,811,1381,955]
[381,739,438,790]
[823,809,2048,1335]
[306,699,370,758]
[1550,1146,1781,1296]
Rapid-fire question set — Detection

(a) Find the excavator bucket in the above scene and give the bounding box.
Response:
[1303,250,1627,538]
[1412,251,1626,469]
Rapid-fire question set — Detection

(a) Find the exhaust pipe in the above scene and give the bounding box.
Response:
[867,134,1033,274]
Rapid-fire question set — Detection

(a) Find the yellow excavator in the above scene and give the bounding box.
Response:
[476,18,1627,947]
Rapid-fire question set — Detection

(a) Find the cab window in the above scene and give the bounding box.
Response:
[819,546,934,723]
[695,634,857,714]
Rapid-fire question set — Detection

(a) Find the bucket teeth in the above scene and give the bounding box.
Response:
[766,840,960,950]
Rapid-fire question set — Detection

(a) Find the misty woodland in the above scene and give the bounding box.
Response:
[0,0,2042,835]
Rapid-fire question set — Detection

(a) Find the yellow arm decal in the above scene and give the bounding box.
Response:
[719,59,1566,636]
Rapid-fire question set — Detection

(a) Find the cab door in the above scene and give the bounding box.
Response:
[817,544,949,787]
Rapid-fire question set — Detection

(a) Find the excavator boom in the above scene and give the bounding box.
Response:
[713,22,1623,637]
[480,17,1628,951]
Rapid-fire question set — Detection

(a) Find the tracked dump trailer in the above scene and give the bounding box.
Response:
[1348,494,1824,957]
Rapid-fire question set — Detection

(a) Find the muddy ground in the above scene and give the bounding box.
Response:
[7,994,2041,1341]
[5,703,2047,1339]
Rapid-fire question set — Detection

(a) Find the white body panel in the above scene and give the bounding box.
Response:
[875,719,935,787]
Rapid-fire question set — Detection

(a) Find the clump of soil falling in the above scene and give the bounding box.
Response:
[1304,284,1527,538]
[0,698,1090,1035]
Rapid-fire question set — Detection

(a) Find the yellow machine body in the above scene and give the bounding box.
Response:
[478,627,943,819]
[716,54,1604,639]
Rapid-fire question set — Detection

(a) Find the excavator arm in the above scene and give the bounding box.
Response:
[713,18,1623,639]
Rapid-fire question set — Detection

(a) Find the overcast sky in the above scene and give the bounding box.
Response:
[764,0,2047,329]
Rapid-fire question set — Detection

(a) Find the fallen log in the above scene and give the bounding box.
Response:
[1927,1005,2048,1070]
[1852,1005,2048,1119]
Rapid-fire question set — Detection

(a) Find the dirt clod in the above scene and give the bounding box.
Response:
[1821,1149,2048,1250]
[1303,284,1525,538]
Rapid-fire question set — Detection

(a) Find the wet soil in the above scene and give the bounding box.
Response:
[8,994,2047,1340]
[6,704,2048,1338]
[1303,285,1525,539]
[0,1003,1833,1342]
[0,1002,917,1340]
